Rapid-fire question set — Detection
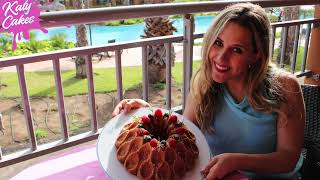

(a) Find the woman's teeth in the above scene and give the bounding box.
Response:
[215,63,229,71]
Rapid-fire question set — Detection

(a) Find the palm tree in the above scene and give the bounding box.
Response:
[0,33,12,54]
[26,32,43,53]
[277,6,300,66]
[141,0,177,84]
[73,0,89,79]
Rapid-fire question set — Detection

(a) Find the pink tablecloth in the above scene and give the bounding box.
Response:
[12,144,248,180]
[12,144,110,180]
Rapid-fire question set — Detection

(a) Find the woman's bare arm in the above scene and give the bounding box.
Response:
[204,75,305,179]
[239,75,304,171]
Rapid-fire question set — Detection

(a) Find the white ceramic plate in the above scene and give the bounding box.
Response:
[97,107,211,180]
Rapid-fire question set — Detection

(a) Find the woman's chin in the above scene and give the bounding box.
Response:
[212,75,226,84]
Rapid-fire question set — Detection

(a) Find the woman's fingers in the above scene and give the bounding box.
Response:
[123,101,134,112]
[112,99,151,117]
[123,99,150,112]
[205,165,219,180]
[201,157,218,176]
[111,99,128,117]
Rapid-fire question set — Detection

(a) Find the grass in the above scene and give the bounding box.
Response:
[153,82,166,90]
[0,61,202,98]
[172,61,201,85]
[193,42,203,46]
[272,46,305,72]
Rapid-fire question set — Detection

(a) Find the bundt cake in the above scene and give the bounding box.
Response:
[115,108,199,180]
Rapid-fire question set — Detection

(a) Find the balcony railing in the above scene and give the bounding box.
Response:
[0,0,319,168]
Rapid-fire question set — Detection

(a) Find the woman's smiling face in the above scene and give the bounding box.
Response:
[209,21,258,84]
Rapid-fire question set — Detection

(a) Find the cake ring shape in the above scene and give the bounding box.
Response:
[96,107,211,180]
[115,108,199,180]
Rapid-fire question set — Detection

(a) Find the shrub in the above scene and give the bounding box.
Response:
[0,33,75,58]
[153,82,165,90]
[35,129,48,139]
[50,33,69,50]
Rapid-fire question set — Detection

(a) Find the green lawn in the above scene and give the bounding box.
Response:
[0,61,201,98]
[272,46,305,72]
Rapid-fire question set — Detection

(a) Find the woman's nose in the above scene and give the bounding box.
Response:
[215,50,229,62]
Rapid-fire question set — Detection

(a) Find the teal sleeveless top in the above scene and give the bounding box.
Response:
[204,86,303,179]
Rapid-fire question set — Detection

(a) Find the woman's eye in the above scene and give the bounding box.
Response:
[214,40,223,47]
[232,47,243,54]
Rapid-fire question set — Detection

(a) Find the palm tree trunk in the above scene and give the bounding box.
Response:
[140,0,176,84]
[277,6,300,65]
[146,43,175,83]
[142,16,176,84]
[73,0,89,79]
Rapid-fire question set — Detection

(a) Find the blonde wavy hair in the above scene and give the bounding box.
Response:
[190,3,286,132]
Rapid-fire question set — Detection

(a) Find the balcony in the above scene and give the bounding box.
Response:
[0,0,320,179]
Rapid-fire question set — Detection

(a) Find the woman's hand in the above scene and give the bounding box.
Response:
[201,153,238,180]
[112,99,150,117]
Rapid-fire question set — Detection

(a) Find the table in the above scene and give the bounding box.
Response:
[11,144,109,180]
[11,143,248,180]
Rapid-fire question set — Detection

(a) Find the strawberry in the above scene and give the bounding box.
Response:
[143,130,150,135]
[168,138,177,148]
[154,109,163,118]
[175,127,185,135]
[138,129,149,136]
[141,115,150,125]
[167,114,178,124]
[150,138,158,148]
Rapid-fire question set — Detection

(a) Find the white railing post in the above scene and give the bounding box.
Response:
[165,43,172,110]
[291,25,301,73]
[280,26,288,68]
[52,59,69,141]
[0,147,2,160]
[183,14,194,110]
[142,46,149,102]
[301,23,312,72]
[85,55,98,133]
[16,65,37,151]
[271,26,276,60]
[115,50,124,102]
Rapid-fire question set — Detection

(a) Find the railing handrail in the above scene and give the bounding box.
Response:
[272,17,320,27]
[0,34,184,67]
[40,0,320,28]
[1,18,319,68]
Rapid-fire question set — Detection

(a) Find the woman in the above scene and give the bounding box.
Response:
[112,3,305,180]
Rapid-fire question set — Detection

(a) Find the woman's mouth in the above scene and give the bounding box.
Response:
[214,62,229,72]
